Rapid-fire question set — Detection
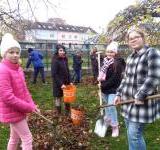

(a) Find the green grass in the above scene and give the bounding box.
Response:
[0,77,160,149]
[0,124,9,150]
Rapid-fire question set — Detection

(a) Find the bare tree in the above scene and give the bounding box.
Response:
[0,0,58,37]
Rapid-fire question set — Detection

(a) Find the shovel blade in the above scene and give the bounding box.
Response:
[94,119,107,137]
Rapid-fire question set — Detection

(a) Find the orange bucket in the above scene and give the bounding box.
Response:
[63,85,76,103]
[71,108,84,125]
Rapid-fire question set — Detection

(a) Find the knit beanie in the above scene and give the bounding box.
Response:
[0,33,21,58]
[106,41,118,53]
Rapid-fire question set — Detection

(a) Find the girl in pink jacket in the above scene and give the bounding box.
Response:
[0,33,38,150]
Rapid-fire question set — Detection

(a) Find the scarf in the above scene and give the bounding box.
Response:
[97,57,114,81]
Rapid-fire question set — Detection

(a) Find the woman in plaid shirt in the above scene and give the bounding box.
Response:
[114,27,160,150]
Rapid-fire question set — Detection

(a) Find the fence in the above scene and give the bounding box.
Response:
[20,42,132,76]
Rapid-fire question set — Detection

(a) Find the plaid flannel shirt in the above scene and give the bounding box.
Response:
[117,47,160,123]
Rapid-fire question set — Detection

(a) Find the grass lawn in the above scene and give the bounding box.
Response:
[0,77,160,149]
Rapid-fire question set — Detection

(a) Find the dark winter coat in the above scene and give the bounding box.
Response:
[51,56,71,97]
[72,54,83,70]
[90,53,98,77]
[101,57,126,94]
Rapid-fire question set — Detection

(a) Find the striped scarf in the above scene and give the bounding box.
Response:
[97,57,114,81]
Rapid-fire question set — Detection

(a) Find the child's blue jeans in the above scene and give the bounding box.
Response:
[103,94,118,126]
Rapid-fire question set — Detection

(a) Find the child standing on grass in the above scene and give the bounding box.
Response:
[90,47,98,83]
[51,44,72,116]
[114,27,160,150]
[0,33,39,150]
[72,50,83,84]
[26,48,45,84]
[98,41,125,137]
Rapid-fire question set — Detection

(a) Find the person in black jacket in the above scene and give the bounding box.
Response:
[98,41,126,137]
[72,50,83,84]
[51,44,72,115]
[90,47,98,82]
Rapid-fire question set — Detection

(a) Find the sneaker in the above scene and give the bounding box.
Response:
[112,126,119,137]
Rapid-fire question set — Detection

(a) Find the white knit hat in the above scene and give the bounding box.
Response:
[106,41,118,53]
[0,33,21,57]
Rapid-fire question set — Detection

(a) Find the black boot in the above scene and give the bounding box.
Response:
[64,103,70,116]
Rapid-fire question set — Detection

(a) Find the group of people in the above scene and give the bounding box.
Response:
[95,27,160,150]
[0,26,160,150]
[88,27,160,149]
[25,46,84,85]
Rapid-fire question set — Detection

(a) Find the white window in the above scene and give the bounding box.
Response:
[69,35,72,39]
[50,34,54,37]
[48,26,52,29]
[74,35,78,39]
[62,34,65,38]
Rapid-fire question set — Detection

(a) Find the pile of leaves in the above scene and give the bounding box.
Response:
[28,110,91,150]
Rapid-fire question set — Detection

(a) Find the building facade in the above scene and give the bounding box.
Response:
[24,22,97,47]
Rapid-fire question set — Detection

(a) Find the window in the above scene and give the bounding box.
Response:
[59,26,63,30]
[62,34,65,38]
[48,25,52,29]
[69,35,72,39]
[80,28,84,31]
[74,35,78,39]
[50,34,54,38]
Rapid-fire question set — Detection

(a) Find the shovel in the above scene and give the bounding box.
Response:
[94,51,108,137]
[98,94,160,109]
[94,90,108,137]
[34,111,53,124]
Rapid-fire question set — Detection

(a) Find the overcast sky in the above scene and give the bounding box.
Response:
[33,0,137,33]
[2,0,138,33]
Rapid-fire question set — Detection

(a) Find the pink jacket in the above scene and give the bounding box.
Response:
[0,59,36,123]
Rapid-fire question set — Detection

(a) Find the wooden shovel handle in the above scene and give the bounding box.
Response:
[99,94,160,109]
[34,112,53,124]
